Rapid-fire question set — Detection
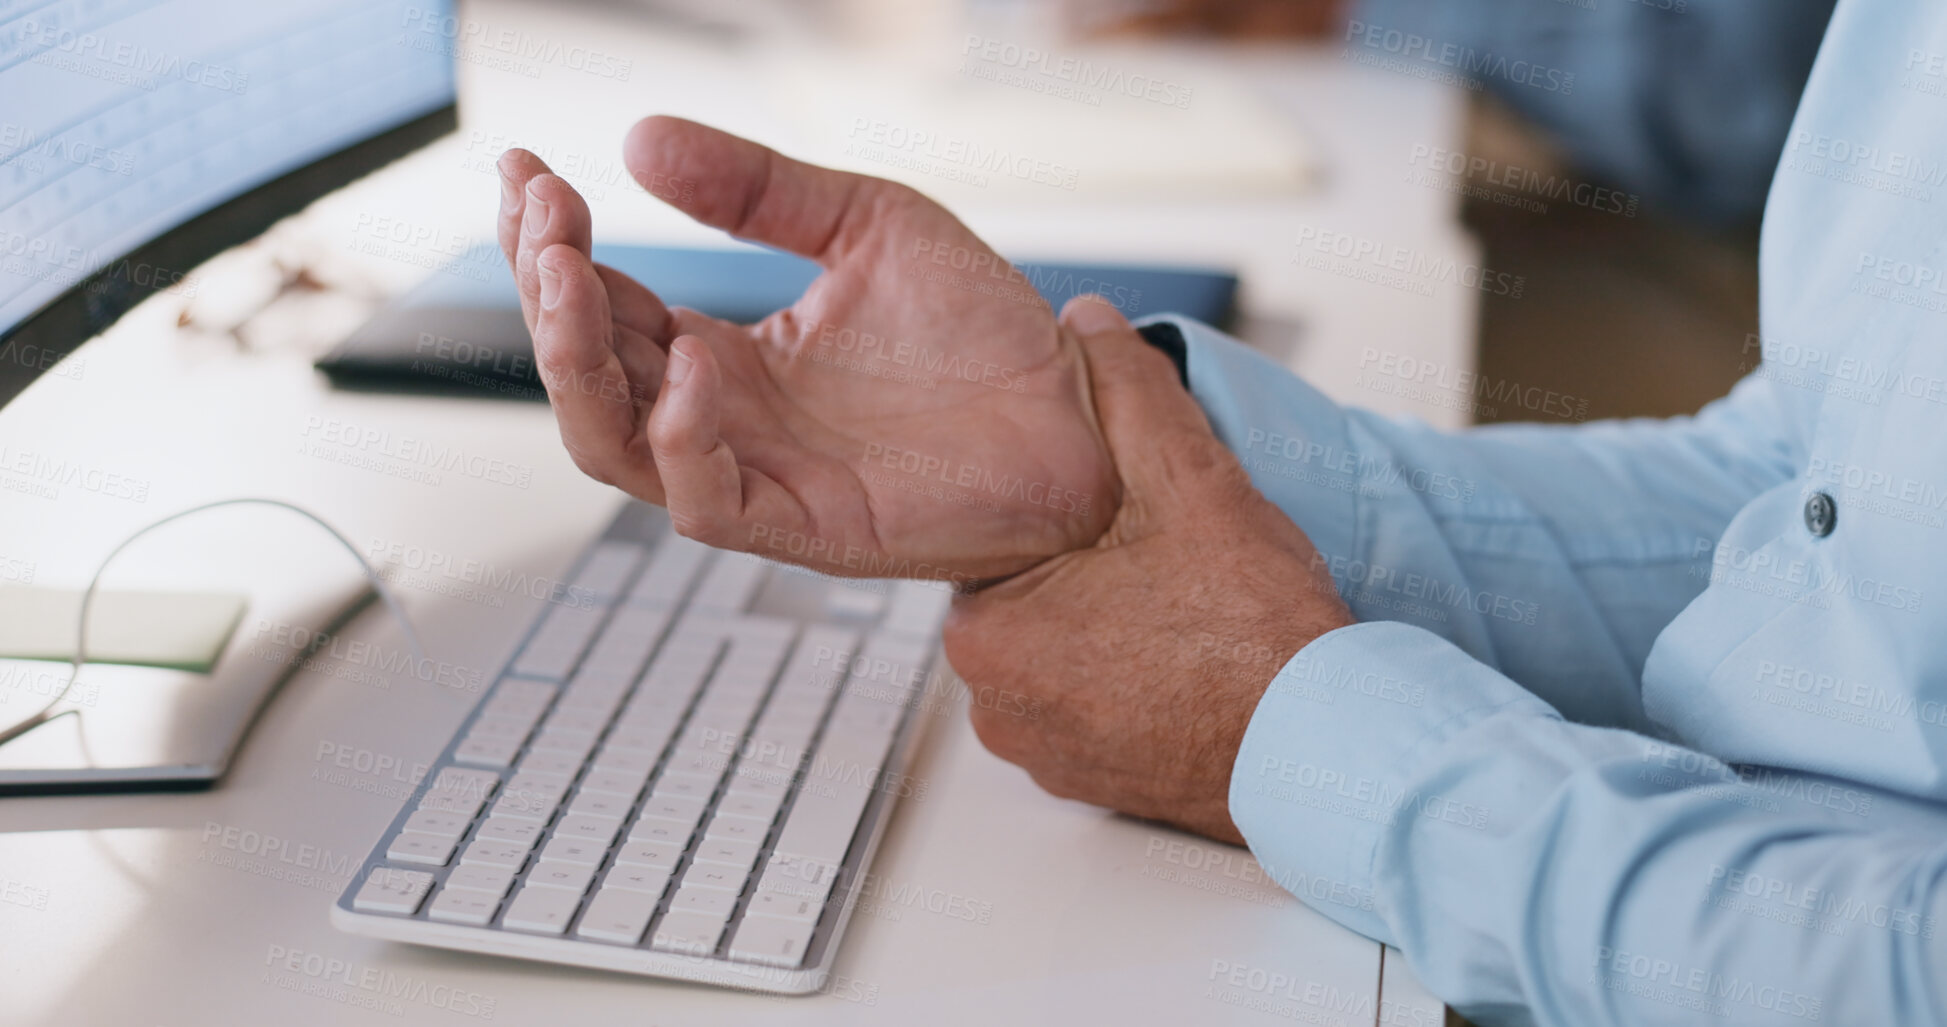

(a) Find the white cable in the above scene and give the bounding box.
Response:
[0,497,422,748]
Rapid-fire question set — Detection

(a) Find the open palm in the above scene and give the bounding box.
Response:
[497,117,1119,583]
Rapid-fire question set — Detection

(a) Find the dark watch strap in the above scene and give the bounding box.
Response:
[1135,321,1190,388]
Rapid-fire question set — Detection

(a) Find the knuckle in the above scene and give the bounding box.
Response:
[559,440,614,486]
[1027,770,1077,801]
[967,705,1026,763]
[667,509,725,546]
[939,614,984,672]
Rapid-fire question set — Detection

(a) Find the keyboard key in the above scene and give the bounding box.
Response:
[629,534,709,606]
[516,751,583,778]
[566,791,632,821]
[579,609,667,679]
[714,791,783,822]
[624,686,692,716]
[431,765,502,800]
[580,769,650,798]
[601,864,673,895]
[659,760,723,786]
[756,855,838,902]
[772,780,872,867]
[677,863,745,894]
[351,867,434,914]
[527,861,596,893]
[460,839,531,870]
[445,864,516,897]
[474,817,544,847]
[729,915,818,968]
[554,814,622,846]
[483,691,553,720]
[604,725,675,754]
[386,831,457,866]
[638,795,707,826]
[615,700,683,727]
[663,750,730,780]
[626,819,694,847]
[494,773,566,817]
[512,604,608,680]
[539,836,609,866]
[591,747,656,775]
[702,817,765,845]
[824,580,887,619]
[530,727,598,760]
[502,885,581,934]
[467,714,537,740]
[649,776,713,803]
[402,808,470,838]
[692,553,766,612]
[491,791,559,822]
[429,886,501,926]
[503,770,570,801]
[570,541,647,598]
[743,889,823,923]
[492,679,558,708]
[542,708,607,734]
[613,840,683,870]
[651,910,728,955]
[453,736,521,768]
[726,767,792,800]
[693,837,761,874]
[575,887,661,944]
[425,786,495,817]
[669,886,738,916]
[556,687,627,721]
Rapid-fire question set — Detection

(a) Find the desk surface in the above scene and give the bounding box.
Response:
[0,3,1469,1023]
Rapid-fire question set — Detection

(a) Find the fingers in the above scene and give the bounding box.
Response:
[495,149,546,267]
[594,262,673,390]
[623,115,928,269]
[510,171,594,337]
[646,337,756,541]
[496,152,582,312]
[594,262,671,342]
[532,244,662,500]
[1059,297,1231,503]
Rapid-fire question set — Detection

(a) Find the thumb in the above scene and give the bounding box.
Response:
[1058,298,1242,517]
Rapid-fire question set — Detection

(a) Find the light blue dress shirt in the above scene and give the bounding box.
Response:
[1170,2,1947,1023]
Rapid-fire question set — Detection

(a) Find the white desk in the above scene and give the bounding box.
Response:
[0,3,1471,1023]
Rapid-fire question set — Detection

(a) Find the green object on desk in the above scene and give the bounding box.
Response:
[0,587,248,672]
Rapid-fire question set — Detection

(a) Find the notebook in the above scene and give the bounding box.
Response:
[316,243,1236,401]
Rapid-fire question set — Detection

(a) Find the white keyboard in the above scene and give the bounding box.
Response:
[331,503,950,993]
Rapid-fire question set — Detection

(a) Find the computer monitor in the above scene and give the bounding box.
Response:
[0,0,459,407]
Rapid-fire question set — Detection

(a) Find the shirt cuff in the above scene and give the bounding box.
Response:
[1228,619,1554,943]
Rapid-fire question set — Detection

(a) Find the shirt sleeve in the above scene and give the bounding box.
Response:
[1160,315,1800,733]
[1345,0,1835,224]
[1233,619,1947,1026]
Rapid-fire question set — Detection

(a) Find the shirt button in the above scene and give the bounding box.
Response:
[1804,492,1837,537]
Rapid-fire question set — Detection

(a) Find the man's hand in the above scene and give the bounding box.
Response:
[942,302,1355,844]
[495,117,1118,584]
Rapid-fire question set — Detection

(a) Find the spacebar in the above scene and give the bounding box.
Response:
[770,779,872,866]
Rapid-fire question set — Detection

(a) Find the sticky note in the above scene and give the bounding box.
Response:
[0,587,248,673]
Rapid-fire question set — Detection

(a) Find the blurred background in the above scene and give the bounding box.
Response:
[171,0,1835,431]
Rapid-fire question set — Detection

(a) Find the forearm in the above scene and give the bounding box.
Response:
[1234,620,1947,1025]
